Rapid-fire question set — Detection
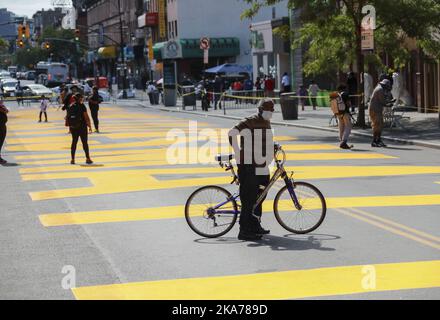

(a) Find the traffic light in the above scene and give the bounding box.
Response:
[74,29,80,42]
[25,24,30,39]
[17,24,23,39]
[44,42,51,50]
[21,25,26,39]
[18,39,24,48]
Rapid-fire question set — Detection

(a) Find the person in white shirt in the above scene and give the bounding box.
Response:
[39,95,49,122]
[147,82,158,105]
[281,72,291,93]
[308,80,321,110]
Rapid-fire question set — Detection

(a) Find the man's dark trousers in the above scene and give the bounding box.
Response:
[238,165,270,232]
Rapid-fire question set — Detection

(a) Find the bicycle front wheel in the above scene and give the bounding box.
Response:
[274,182,326,234]
[185,186,238,238]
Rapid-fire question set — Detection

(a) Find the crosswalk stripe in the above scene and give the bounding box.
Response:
[39,194,440,227]
[18,152,396,173]
[71,260,440,300]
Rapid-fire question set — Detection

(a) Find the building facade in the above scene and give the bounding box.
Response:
[83,0,146,88]
[32,8,65,41]
[0,8,18,41]
[151,0,289,82]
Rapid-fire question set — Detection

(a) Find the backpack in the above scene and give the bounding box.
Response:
[330,92,346,115]
[66,104,84,129]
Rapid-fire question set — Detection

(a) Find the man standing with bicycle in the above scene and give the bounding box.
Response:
[228,99,275,241]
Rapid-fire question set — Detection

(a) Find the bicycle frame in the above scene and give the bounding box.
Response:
[212,146,302,216]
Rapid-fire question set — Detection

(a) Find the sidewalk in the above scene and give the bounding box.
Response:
[126,98,440,150]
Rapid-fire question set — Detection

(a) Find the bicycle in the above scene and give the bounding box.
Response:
[185,143,327,238]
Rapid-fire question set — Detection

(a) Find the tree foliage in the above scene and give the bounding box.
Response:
[40,27,83,63]
[15,47,48,69]
[242,0,440,76]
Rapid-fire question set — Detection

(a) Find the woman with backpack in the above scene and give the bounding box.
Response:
[330,85,354,150]
[67,93,93,165]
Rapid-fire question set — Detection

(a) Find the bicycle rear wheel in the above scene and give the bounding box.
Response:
[274,182,326,234]
[185,186,238,238]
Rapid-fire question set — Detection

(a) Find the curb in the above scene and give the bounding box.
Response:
[136,102,440,151]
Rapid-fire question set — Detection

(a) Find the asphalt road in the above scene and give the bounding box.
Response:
[0,101,439,300]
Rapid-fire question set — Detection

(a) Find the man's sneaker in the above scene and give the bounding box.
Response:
[86,158,93,164]
[378,140,387,147]
[254,225,270,235]
[371,141,380,147]
[0,158,7,165]
[238,230,263,241]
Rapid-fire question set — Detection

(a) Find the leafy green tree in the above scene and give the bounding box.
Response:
[242,0,440,126]
[0,37,9,53]
[15,47,48,70]
[40,27,83,64]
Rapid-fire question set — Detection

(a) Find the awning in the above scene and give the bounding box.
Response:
[153,37,240,61]
[97,46,117,59]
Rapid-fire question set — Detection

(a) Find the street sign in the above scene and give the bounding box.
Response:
[200,37,210,50]
[361,27,374,51]
[163,40,182,59]
[203,49,209,64]
[200,37,210,64]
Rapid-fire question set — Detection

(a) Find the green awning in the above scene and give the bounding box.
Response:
[153,37,240,61]
[153,42,164,60]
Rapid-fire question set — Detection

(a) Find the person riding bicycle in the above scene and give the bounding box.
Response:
[228,99,275,241]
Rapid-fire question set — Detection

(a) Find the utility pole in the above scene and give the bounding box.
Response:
[118,0,127,99]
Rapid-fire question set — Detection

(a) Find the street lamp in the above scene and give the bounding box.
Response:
[118,0,128,99]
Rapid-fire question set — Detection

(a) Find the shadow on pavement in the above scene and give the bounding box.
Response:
[0,162,20,167]
[245,234,338,251]
[194,233,340,251]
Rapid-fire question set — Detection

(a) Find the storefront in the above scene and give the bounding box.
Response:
[153,37,240,82]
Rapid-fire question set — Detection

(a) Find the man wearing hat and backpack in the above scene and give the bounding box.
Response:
[369,79,394,148]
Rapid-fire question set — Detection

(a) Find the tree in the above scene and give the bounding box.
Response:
[242,0,440,126]
[15,47,48,70]
[0,37,8,53]
[40,27,84,64]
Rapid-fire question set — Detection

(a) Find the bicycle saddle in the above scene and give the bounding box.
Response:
[215,154,234,162]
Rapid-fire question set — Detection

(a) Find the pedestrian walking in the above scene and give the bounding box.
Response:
[67,93,93,165]
[88,86,103,133]
[264,75,275,98]
[255,77,263,97]
[228,99,275,241]
[369,79,393,148]
[281,72,291,93]
[298,85,309,111]
[213,75,224,110]
[0,98,9,164]
[334,84,354,150]
[38,95,49,123]
[15,80,23,106]
[62,85,79,134]
[232,79,243,104]
[308,80,320,110]
[147,81,157,105]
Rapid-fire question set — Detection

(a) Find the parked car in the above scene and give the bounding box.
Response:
[25,71,36,80]
[0,71,11,82]
[22,84,54,100]
[0,79,18,97]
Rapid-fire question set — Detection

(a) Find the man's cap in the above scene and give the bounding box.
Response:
[380,79,391,87]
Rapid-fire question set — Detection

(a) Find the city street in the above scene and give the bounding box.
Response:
[0,101,439,300]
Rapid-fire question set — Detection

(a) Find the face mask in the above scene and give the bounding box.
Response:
[261,111,273,121]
